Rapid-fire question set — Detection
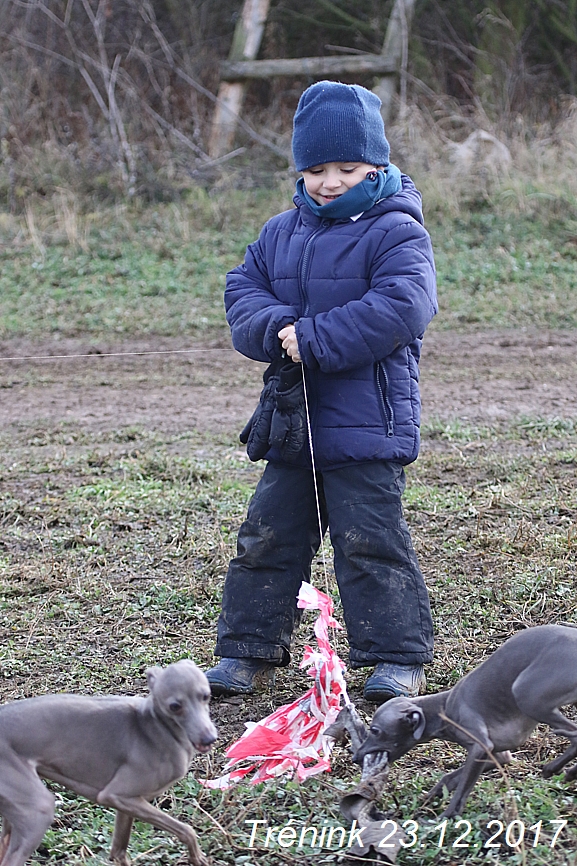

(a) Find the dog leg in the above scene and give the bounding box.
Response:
[110,812,134,866]
[423,767,464,804]
[0,819,11,865]
[98,793,208,866]
[517,698,577,781]
[514,686,577,746]
[0,776,55,866]
[440,745,500,818]
[424,751,510,807]
[562,761,577,782]
[542,735,577,779]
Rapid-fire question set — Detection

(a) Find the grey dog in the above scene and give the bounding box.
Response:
[349,625,577,817]
[0,659,217,866]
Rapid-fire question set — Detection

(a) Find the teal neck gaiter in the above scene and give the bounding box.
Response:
[296,164,402,220]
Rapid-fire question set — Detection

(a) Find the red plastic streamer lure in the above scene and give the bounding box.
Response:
[202,581,350,789]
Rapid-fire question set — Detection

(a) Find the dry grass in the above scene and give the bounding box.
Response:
[388,97,577,223]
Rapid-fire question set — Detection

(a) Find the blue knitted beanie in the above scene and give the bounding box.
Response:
[292,80,390,171]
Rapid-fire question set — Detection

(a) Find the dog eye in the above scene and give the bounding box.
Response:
[369,725,381,736]
[169,700,183,713]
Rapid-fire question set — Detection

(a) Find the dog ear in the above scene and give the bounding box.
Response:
[146,666,163,691]
[407,708,426,741]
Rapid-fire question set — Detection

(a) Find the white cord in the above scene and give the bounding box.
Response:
[301,363,330,595]
[0,348,223,363]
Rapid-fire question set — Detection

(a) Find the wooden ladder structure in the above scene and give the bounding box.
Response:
[208,0,415,160]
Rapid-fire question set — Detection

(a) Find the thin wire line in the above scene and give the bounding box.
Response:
[301,363,330,596]
[302,363,349,694]
[0,348,225,363]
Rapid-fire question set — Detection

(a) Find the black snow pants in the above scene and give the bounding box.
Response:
[215,460,434,668]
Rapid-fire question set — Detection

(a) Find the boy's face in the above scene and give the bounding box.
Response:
[302,161,382,206]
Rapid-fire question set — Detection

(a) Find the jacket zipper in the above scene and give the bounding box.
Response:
[377,361,395,437]
[299,223,329,315]
[297,222,330,452]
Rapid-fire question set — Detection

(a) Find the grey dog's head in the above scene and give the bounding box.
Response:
[353,697,426,766]
[147,660,218,753]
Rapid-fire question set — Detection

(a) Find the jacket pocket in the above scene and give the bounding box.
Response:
[376,361,395,437]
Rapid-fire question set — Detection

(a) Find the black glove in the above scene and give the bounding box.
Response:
[240,361,307,463]
[269,362,307,461]
[240,359,281,462]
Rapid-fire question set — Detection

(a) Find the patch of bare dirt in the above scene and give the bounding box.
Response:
[421,329,577,423]
[1,329,576,437]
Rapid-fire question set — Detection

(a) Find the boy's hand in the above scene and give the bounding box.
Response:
[278,324,302,363]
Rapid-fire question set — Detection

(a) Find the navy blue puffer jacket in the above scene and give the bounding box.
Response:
[225,174,437,468]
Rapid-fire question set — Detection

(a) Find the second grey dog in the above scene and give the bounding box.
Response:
[0,659,217,866]
[351,624,577,817]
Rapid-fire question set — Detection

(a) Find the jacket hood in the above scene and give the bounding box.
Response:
[293,173,424,226]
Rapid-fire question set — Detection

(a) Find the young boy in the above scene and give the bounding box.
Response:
[206,80,437,704]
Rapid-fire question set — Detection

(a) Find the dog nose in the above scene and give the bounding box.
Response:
[203,726,218,745]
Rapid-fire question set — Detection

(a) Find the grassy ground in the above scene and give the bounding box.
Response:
[1,194,577,865]
[1,192,577,340]
[2,415,577,865]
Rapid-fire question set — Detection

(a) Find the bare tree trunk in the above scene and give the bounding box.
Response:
[208,0,270,159]
[374,0,415,123]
